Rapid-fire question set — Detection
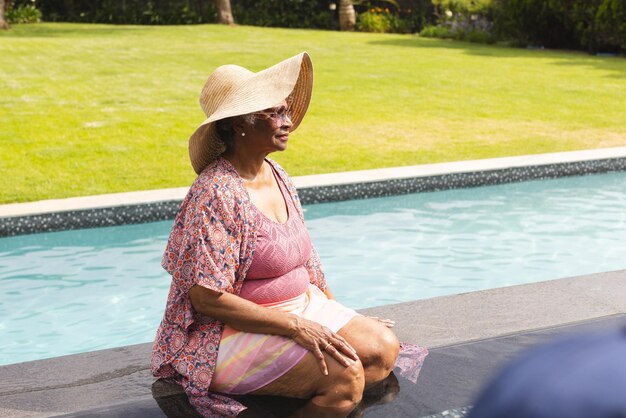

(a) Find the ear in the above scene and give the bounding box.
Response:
[232,116,246,137]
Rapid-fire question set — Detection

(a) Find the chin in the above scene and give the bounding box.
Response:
[273,141,288,152]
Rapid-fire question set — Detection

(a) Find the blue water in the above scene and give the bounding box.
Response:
[1,171,625,365]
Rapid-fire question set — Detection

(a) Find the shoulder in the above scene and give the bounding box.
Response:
[193,157,241,193]
[184,158,251,223]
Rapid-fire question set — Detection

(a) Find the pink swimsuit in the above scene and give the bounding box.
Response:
[239,167,313,304]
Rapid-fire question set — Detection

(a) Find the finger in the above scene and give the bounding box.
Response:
[319,326,358,358]
[380,319,396,328]
[330,335,359,360]
[313,345,329,376]
[369,316,395,328]
[326,344,352,367]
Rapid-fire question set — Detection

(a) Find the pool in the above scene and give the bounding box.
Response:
[1,171,625,365]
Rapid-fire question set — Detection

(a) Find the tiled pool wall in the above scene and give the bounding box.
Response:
[297,157,626,202]
[2,152,626,237]
[0,201,182,238]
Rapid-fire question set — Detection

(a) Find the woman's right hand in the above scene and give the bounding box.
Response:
[288,316,359,376]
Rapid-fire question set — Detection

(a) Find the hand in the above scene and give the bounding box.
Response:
[367,316,395,328]
[289,316,359,376]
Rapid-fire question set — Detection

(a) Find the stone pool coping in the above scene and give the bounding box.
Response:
[1,269,625,417]
[2,146,626,236]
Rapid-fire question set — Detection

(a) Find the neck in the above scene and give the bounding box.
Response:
[222,148,269,181]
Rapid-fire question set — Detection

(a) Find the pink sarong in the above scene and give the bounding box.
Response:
[211,284,359,394]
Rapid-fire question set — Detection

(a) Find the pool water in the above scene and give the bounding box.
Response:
[1,171,625,365]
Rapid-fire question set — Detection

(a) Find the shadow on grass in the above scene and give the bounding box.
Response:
[369,37,626,79]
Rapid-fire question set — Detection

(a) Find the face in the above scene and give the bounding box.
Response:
[241,100,293,155]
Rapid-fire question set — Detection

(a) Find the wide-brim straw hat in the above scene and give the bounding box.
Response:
[188,52,314,174]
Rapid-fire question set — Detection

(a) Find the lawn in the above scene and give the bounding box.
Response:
[1,23,625,204]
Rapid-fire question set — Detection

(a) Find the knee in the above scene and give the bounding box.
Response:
[331,359,366,411]
[362,327,400,373]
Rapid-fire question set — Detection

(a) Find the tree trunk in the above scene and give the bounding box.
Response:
[0,0,9,30]
[215,0,234,25]
[339,0,356,31]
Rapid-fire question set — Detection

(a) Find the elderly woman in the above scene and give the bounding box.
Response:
[152,52,423,418]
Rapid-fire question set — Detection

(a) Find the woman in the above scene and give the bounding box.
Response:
[152,52,425,418]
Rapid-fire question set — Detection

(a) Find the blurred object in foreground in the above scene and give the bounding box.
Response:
[468,322,626,418]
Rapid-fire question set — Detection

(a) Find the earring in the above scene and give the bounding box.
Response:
[241,132,246,137]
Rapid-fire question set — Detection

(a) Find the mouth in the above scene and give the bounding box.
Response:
[276,133,289,141]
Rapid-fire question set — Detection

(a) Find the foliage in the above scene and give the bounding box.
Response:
[420,0,494,43]
[357,7,408,33]
[432,0,492,14]
[420,0,625,52]
[419,23,454,38]
[491,0,626,53]
[35,0,216,24]
[34,0,337,28]
[491,0,578,49]
[6,3,42,23]
[355,0,434,33]
[231,0,336,30]
[464,27,494,43]
[595,0,626,51]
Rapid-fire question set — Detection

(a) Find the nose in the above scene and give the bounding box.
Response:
[281,113,293,128]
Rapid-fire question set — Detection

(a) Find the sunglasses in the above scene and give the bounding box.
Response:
[255,105,293,126]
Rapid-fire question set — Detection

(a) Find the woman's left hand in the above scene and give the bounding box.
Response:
[289,316,359,376]
[367,316,395,328]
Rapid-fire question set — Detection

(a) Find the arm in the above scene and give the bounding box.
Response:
[189,285,358,375]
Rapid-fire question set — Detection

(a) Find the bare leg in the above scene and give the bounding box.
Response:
[212,317,398,417]
[245,352,365,418]
[337,316,400,388]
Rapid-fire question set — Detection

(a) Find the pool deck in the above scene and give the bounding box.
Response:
[1,269,624,418]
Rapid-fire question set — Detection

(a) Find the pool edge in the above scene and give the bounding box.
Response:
[2,147,626,236]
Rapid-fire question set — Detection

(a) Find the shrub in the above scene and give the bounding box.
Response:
[426,0,495,43]
[491,0,626,53]
[396,0,436,33]
[7,3,42,23]
[465,28,495,43]
[36,0,217,25]
[358,9,389,32]
[419,24,454,38]
[491,0,578,49]
[595,0,626,52]
[357,8,408,33]
[231,0,336,30]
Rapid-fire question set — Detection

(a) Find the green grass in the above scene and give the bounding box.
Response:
[1,23,626,204]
